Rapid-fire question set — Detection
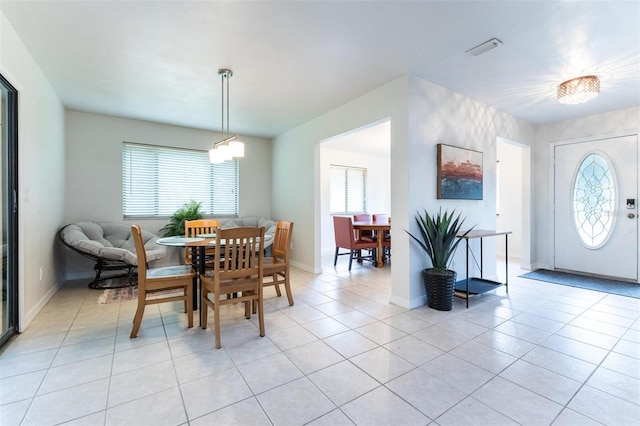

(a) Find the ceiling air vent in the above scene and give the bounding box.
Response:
[465,38,502,56]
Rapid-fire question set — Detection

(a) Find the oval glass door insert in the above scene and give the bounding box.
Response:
[573,152,616,248]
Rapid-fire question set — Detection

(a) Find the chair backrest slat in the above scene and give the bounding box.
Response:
[272,221,294,263]
[131,224,148,288]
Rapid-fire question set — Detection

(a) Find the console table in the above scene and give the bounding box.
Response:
[455,229,511,308]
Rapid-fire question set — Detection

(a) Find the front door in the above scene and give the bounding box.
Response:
[554,135,638,281]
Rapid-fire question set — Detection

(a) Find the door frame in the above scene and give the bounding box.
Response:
[549,131,640,283]
[0,73,19,347]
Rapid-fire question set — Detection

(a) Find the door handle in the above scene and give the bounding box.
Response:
[628,213,636,219]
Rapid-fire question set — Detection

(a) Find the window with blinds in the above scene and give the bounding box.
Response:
[122,142,238,217]
[330,165,366,214]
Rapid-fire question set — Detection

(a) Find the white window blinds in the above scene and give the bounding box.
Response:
[330,165,366,214]
[122,142,238,217]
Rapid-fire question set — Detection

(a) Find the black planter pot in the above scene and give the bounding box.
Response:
[422,268,456,311]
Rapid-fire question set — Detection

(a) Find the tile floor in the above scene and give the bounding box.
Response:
[1,259,639,425]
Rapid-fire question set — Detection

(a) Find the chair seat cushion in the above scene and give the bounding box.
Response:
[147,265,194,279]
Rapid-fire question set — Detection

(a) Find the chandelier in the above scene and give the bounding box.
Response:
[209,69,244,163]
[557,75,600,105]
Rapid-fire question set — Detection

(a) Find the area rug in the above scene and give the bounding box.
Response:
[520,269,640,299]
[98,286,138,303]
[97,287,182,303]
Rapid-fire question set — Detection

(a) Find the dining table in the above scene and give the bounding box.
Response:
[155,233,272,312]
[352,220,391,267]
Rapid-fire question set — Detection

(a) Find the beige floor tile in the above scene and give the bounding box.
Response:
[541,334,609,364]
[422,353,494,394]
[308,360,380,406]
[472,376,563,425]
[0,370,46,405]
[386,367,467,418]
[0,348,56,379]
[284,340,345,374]
[189,397,271,426]
[568,385,640,426]
[302,317,350,339]
[257,377,336,425]
[383,334,444,366]
[342,384,429,424]
[108,360,178,407]
[181,367,253,420]
[586,367,640,404]
[8,263,640,426]
[324,330,377,358]
[435,396,519,426]
[238,352,304,394]
[306,408,355,425]
[354,321,406,345]
[349,347,415,383]
[39,353,113,395]
[22,378,110,426]
[499,359,582,404]
[105,386,187,426]
[450,340,517,374]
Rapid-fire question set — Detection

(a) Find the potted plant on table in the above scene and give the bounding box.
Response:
[406,208,473,311]
[160,200,204,237]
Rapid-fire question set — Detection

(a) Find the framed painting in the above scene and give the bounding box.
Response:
[437,144,483,200]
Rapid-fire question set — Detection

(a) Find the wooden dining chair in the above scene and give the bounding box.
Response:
[200,226,265,349]
[262,221,294,306]
[130,224,195,338]
[184,219,219,265]
[333,216,377,270]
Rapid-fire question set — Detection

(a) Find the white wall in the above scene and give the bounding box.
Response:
[320,147,391,255]
[1,11,66,329]
[497,140,524,259]
[405,78,534,306]
[273,75,535,308]
[64,110,272,279]
[533,106,640,270]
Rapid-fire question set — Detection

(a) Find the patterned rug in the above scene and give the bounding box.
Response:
[520,269,640,299]
[98,286,138,303]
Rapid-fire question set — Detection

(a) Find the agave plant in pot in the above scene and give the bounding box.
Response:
[406,208,473,311]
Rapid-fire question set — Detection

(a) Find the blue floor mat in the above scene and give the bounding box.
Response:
[519,269,640,299]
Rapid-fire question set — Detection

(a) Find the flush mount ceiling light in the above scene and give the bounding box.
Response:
[557,75,601,105]
[209,68,244,164]
[465,38,502,56]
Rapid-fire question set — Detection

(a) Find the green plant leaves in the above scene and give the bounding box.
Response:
[405,208,474,271]
[159,200,204,237]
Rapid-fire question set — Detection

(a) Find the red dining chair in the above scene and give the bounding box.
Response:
[353,213,375,241]
[333,216,378,270]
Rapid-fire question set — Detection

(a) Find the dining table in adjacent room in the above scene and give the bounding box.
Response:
[352,220,391,267]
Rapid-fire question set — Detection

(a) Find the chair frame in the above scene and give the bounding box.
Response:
[200,226,265,348]
[130,224,194,338]
[263,221,294,306]
[333,216,378,271]
[184,219,220,265]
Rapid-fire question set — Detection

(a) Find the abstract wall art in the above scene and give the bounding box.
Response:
[437,144,483,200]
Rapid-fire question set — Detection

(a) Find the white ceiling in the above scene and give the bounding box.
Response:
[1,1,638,139]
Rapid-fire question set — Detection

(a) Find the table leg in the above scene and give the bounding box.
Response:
[190,247,199,310]
[376,233,384,267]
[198,246,206,326]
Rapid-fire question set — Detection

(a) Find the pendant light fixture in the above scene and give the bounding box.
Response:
[209,68,244,163]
